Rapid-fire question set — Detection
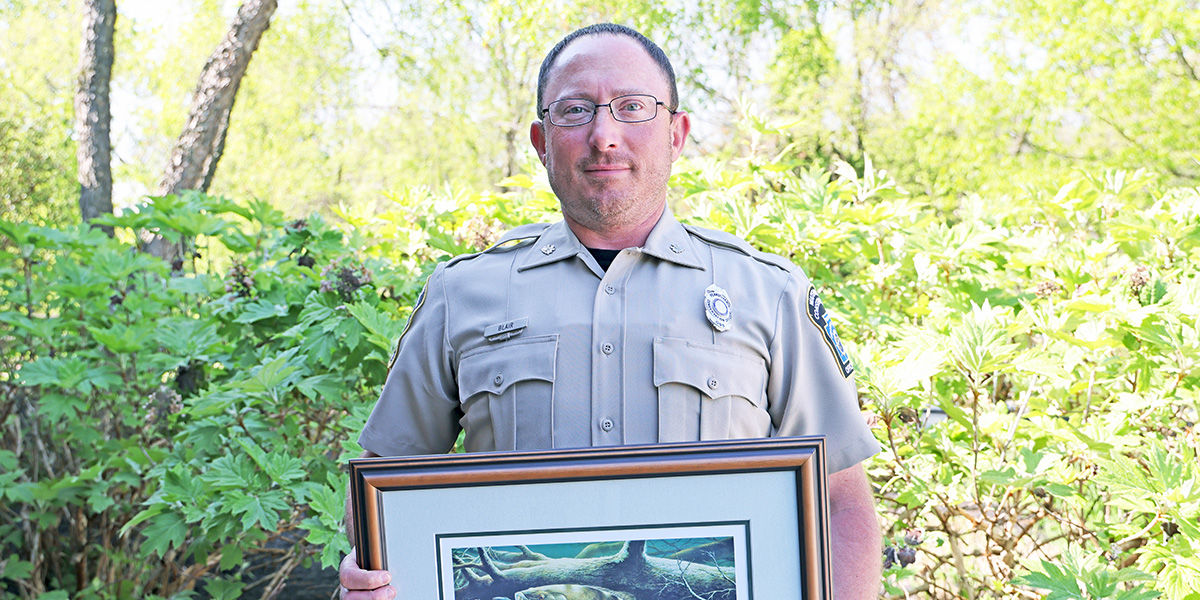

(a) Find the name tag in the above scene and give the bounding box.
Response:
[484,317,528,342]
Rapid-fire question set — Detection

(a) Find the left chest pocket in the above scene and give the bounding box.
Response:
[653,337,770,442]
[458,335,558,451]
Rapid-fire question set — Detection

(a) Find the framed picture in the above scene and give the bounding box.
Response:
[348,437,831,599]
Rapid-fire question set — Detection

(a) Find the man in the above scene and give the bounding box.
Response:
[339,24,882,598]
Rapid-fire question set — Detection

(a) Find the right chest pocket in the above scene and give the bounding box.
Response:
[458,335,558,451]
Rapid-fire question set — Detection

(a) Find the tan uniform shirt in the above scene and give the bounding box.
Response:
[359,211,879,473]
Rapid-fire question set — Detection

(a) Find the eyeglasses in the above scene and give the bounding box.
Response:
[540,94,676,127]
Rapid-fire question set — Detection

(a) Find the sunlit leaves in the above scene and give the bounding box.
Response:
[948,302,1020,377]
[1018,552,1160,600]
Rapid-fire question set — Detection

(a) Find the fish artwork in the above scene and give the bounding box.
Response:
[513,584,636,600]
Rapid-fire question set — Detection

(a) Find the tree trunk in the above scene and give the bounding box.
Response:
[147,0,277,262]
[159,0,277,196]
[75,0,116,236]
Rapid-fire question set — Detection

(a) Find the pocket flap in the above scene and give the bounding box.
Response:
[459,335,558,397]
[653,337,766,404]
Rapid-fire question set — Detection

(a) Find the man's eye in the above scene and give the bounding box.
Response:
[617,100,646,112]
[561,104,590,115]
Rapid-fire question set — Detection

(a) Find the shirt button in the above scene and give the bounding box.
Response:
[600,418,614,431]
[604,285,616,295]
[707,377,719,390]
[494,374,504,386]
[601,342,614,355]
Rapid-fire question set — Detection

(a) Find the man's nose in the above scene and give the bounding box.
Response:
[588,107,621,150]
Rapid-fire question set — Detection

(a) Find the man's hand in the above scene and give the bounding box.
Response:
[342,450,393,599]
[828,462,882,598]
[338,548,394,599]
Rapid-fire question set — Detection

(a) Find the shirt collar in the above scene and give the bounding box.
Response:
[641,209,704,269]
[517,209,705,271]
[516,220,586,271]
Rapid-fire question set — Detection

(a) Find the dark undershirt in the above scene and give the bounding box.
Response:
[587,248,621,272]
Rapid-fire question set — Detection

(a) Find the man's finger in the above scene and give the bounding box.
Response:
[339,549,393,594]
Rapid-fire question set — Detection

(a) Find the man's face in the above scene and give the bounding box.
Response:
[530,34,690,243]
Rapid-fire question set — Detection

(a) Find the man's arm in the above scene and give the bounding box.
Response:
[829,462,882,598]
[339,450,395,600]
[339,267,461,598]
[762,272,883,594]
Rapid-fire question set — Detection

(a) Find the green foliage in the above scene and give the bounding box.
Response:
[0,192,425,598]
[1017,552,1160,600]
[675,151,1200,598]
[0,1,79,227]
[0,114,76,227]
[983,0,1200,182]
[4,149,1199,599]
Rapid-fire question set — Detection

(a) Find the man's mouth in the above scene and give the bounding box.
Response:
[584,164,631,174]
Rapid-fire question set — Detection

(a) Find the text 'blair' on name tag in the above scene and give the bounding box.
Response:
[484,317,528,342]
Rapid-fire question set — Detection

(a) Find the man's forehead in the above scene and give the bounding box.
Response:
[544,34,668,98]
[554,32,643,61]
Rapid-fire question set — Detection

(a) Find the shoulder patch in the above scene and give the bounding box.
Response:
[805,286,854,378]
[443,223,549,268]
[683,224,794,272]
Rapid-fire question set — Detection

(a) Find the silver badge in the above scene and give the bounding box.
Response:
[704,284,732,332]
[540,244,556,255]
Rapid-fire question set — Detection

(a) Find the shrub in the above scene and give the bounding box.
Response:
[0,192,421,598]
[674,156,1200,598]
[2,159,1197,599]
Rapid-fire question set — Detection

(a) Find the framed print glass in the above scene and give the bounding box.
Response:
[348,437,831,599]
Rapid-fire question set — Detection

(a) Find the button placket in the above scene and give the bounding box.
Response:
[592,265,627,445]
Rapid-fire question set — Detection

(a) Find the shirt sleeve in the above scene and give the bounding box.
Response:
[767,269,880,473]
[357,263,461,456]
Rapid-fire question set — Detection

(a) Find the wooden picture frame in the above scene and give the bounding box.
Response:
[349,436,831,599]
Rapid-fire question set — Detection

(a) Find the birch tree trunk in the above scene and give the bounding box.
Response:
[75,0,116,235]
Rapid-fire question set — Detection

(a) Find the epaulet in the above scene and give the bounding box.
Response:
[683,224,795,272]
[443,223,549,268]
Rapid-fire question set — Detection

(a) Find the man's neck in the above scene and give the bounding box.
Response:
[564,204,666,250]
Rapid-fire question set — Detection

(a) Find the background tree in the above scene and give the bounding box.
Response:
[158,0,278,197]
[990,0,1199,181]
[74,0,116,233]
[147,0,278,262]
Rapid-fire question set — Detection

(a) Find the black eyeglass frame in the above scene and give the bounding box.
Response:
[539,94,678,127]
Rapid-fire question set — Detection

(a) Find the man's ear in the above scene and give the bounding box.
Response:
[669,111,691,161]
[530,120,548,166]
